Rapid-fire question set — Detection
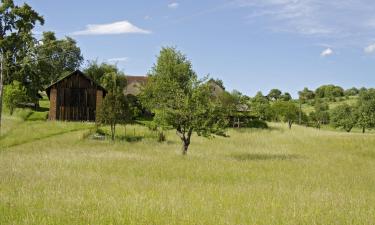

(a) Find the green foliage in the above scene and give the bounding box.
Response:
[97,92,130,140]
[3,81,27,115]
[309,99,330,129]
[298,87,315,102]
[249,91,272,121]
[84,61,125,87]
[267,89,282,101]
[272,101,299,129]
[97,71,131,141]
[280,92,292,101]
[356,89,375,133]
[141,47,227,154]
[34,31,83,86]
[315,85,344,100]
[330,104,357,132]
[344,87,359,97]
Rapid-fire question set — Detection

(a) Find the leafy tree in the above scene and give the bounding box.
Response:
[298,87,315,103]
[141,47,227,155]
[315,85,344,100]
[330,104,357,132]
[98,92,130,140]
[272,101,299,129]
[250,91,272,121]
[280,92,292,101]
[3,81,27,115]
[267,89,282,101]
[84,61,121,85]
[0,0,44,133]
[356,89,375,133]
[309,99,329,129]
[97,72,130,140]
[35,31,83,85]
[344,87,359,97]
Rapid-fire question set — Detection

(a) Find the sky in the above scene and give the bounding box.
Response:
[16,0,375,97]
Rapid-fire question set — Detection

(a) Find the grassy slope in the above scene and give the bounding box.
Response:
[1,118,375,225]
[301,96,358,114]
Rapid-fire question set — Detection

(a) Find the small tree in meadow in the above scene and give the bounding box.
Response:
[141,47,227,155]
[272,101,299,129]
[98,92,130,140]
[97,72,131,140]
[3,81,27,115]
[330,104,357,132]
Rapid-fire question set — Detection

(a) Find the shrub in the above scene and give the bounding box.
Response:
[3,81,28,115]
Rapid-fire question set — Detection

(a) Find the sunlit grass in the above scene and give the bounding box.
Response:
[1,118,375,224]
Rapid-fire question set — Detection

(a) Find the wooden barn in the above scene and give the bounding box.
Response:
[46,70,107,121]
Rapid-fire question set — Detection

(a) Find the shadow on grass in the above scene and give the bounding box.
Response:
[117,135,144,143]
[232,153,300,161]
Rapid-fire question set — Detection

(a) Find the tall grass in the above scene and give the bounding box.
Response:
[1,119,375,224]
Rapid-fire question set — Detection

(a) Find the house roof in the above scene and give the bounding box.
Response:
[45,70,107,99]
[126,75,148,84]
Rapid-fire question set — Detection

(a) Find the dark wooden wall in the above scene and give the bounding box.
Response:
[51,73,100,121]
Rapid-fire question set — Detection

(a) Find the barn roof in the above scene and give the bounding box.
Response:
[45,70,107,99]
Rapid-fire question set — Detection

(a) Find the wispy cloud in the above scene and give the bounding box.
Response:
[168,2,179,9]
[321,48,334,57]
[107,57,129,63]
[364,43,375,54]
[232,0,375,40]
[72,20,151,36]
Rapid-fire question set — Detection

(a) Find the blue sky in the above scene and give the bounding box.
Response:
[17,0,375,97]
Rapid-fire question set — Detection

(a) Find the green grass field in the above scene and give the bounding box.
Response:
[1,114,375,225]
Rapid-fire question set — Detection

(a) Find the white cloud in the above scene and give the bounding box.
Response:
[364,43,375,54]
[168,2,179,9]
[320,48,334,57]
[72,20,151,36]
[107,57,129,62]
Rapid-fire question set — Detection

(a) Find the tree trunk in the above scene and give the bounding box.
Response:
[0,55,3,136]
[362,127,366,134]
[288,121,292,129]
[182,141,189,155]
[111,124,116,141]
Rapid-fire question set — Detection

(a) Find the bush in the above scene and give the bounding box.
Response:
[3,81,28,115]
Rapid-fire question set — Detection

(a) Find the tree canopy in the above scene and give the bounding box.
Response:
[141,47,227,154]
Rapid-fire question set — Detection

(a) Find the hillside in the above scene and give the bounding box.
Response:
[300,96,359,114]
[1,116,375,224]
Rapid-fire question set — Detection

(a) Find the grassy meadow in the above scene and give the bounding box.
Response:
[1,114,375,225]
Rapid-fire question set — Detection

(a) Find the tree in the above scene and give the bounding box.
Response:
[3,80,27,115]
[272,101,299,129]
[309,99,329,129]
[344,87,359,97]
[34,31,83,86]
[141,47,227,155]
[250,91,272,121]
[97,72,130,140]
[298,87,315,103]
[267,89,282,101]
[280,92,292,101]
[0,0,44,133]
[356,89,375,133]
[84,61,121,85]
[330,104,357,132]
[315,85,344,100]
